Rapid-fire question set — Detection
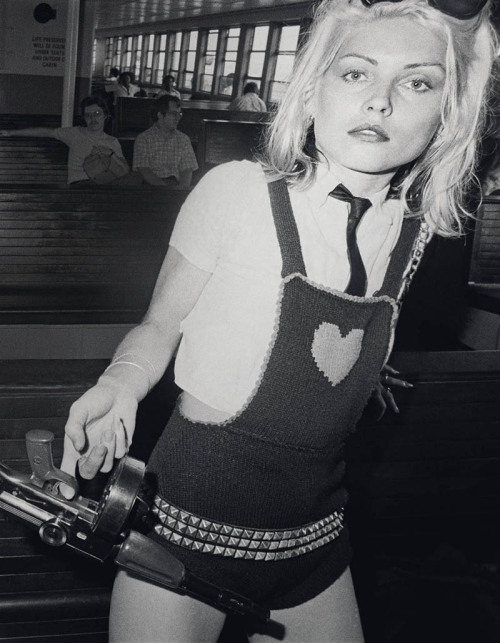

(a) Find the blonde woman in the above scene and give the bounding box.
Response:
[62,1,496,641]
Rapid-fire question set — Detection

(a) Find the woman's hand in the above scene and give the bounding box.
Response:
[371,364,413,421]
[60,381,138,492]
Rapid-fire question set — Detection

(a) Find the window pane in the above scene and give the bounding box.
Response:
[279,25,300,51]
[274,54,295,82]
[207,32,218,51]
[253,26,269,50]
[160,34,167,49]
[269,80,288,102]
[175,32,182,49]
[158,52,165,70]
[223,61,236,76]
[189,31,198,49]
[184,72,193,89]
[186,51,196,71]
[200,74,213,92]
[226,28,241,51]
[147,51,153,67]
[248,51,265,77]
[172,51,180,71]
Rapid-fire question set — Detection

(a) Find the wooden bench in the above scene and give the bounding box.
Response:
[114,96,271,143]
[196,119,269,175]
[0,185,187,325]
[470,197,500,286]
[0,137,68,184]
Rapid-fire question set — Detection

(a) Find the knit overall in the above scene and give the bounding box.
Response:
[146,178,421,610]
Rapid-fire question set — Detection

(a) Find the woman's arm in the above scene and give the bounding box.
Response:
[62,246,211,478]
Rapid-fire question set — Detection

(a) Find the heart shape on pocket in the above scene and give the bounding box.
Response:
[311,322,364,387]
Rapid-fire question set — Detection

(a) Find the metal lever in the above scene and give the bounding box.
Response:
[25,429,79,496]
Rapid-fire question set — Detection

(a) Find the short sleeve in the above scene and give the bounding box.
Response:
[178,136,198,173]
[169,161,257,273]
[132,133,148,170]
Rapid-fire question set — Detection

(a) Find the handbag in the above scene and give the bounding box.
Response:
[83,150,129,184]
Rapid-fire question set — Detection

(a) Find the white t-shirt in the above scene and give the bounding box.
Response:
[170,160,404,414]
[53,127,124,183]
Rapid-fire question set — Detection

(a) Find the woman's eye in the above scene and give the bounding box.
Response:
[405,78,431,92]
[342,70,365,83]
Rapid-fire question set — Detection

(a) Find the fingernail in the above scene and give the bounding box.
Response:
[103,429,114,442]
[405,382,414,388]
[94,445,108,457]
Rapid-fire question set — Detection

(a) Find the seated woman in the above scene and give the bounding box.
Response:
[0,96,135,185]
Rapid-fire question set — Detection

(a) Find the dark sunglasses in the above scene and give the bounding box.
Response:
[361,0,488,20]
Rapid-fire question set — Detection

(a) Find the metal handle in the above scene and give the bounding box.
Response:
[25,429,79,496]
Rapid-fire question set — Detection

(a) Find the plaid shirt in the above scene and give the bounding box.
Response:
[133,124,198,180]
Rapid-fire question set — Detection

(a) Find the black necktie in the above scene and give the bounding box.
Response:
[329,183,372,297]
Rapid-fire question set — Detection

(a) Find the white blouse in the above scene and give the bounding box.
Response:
[169,160,404,414]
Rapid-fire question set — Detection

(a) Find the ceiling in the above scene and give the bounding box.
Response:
[94,0,310,31]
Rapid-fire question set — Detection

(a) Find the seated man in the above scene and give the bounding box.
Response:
[133,95,198,188]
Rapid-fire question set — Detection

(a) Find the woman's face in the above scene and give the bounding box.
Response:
[311,16,447,183]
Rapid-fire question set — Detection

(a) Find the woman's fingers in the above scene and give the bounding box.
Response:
[78,444,109,479]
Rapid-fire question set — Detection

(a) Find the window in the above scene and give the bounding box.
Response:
[122,36,133,72]
[104,37,114,76]
[133,35,143,81]
[181,30,199,91]
[218,27,240,95]
[154,34,168,85]
[200,29,219,93]
[112,36,122,71]
[269,25,300,102]
[143,34,155,84]
[170,31,182,80]
[247,25,269,87]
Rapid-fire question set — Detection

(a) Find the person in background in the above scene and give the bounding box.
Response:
[106,71,142,105]
[228,82,267,112]
[220,72,235,95]
[0,95,130,185]
[61,1,495,641]
[106,67,120,84]
[156,74,181,100]
[132,95,198,188]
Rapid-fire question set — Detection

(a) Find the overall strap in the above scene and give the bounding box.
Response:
[267,178,307,278]
[376,216,430,301]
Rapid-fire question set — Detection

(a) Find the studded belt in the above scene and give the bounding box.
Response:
[151,495,344,561]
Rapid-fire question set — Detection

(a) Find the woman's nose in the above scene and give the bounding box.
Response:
[363,83,393,116]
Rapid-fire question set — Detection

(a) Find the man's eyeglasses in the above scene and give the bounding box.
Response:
[84,110,104,119]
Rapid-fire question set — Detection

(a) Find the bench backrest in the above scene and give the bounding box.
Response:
[0,186,186,324]
[0,137,68,184]
[114,96,271,142]
[470,198,500,285]
[196,119,269,175]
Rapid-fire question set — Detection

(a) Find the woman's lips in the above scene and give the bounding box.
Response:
[348,124,390,142]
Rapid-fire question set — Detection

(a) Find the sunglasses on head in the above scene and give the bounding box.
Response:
[361,0,488,20]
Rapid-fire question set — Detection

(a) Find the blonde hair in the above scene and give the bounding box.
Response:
[260,0,498,236]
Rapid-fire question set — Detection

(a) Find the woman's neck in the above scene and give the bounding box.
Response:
[326,161,395,198]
